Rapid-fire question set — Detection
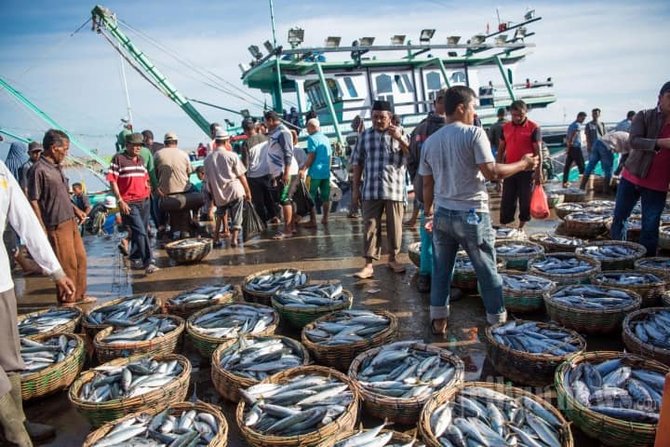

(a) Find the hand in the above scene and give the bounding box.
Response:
[424,216,434,233]
[244,193,252,202]
[283,173,290,185]
[55,276,76,298]
[658,138,670,149]
[74,208,87,224]
[299,169,306,180]
[495,182,502,193]
[521,154,539,171]
[388,125,403,141]
[533,170,544,184]
[119,200,131,215]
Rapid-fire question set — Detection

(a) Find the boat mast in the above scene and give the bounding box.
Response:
[119,55,133,123]
[269,0,278,49]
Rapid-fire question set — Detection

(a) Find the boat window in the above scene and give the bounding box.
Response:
[450,71,466,83]
[375,74,393,94]
[326,79,342,101]
[402,74,415,93]
[343,77,358,98]
[394,75,406,94]
[426,72,442,90]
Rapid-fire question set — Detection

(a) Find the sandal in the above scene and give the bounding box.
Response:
[117,241,129,256]
[431,319,447,335]
[353,266,374,279]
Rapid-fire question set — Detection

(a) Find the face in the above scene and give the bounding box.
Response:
[371,110,392,131]
[126,142,142,157]
[577,115,586,123]
[510,107,527,125]
[51,140,70,164]
[264,118,279,131]
[592,110,600,120]
[29,151,41,161]
[659,92,670,114]
[73,186,82,195]
[143,135,153,146]
[456,99,477,125]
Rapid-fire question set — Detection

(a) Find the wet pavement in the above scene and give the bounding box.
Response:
[14,185,621,446]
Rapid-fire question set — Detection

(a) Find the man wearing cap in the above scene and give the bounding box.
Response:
[18,142,42,195]
[611,81,670,256]
[115,118,133,153]
[108,133,159,274]
[154,132,193,239]
[204,129,252,248]
[351,100,410,279]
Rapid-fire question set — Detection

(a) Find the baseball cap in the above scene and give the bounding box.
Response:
[28,142,43,153]
[164,131,178,142]
[125,133,144,145]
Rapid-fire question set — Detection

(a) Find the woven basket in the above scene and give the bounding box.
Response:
[271,284,353,329]
[500,271,556,313]
[93,315,185,363]
[211,335,310,402]
[555,351,668,447]
[529,233,585,253]
[555,203,584,220]
[68,353,191,428]
[419,381,574,447]
[590,270,666,308]
[494,240,544,271]
[660,226,670,251]
[301,310,398,372]
[408,241,420,268]
[528,252,601,286]
[82,295,160,341]
[242,268,308,306]
[622,307,670,366]
[186,303,279,358]
[547,192,564,209]
[165,237,213,264]
[545,285,642,334]
[20,333,86,401]
[563,212,611,239]
[576,240,647,270]
[348,342,464,424]
[563,189,586,203]
[82,400,228,447]
[485,320,586,386]
[452,255,505,291]
[315,429,418,447]
[235,365,359,447]
[663,290,670,307]
[635,257,670,280]
[606,217,641,242]
[18,307,82,340]
[165,285,236,319]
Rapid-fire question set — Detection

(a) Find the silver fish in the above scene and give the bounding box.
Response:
[577,243,642,260]
[532,233,584,247]
[491,321,581,356]
[86,295,158,327]
[190,303,276,339]
[530,255,594,275]
[18,308,80,337]
[629,309,670,350]
[550,285,636,310]
[218,336,307,381]
[245,269,307,294]
[593,272,662,286]
[20,335,78,375]
[101,316,178,344]
[273,282,347,309]
[304,310,391,346]
[501,273,555,291]
[496,242,543,256]
[168,284,234,306]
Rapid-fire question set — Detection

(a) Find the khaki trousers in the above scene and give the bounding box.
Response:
[361,200,404,261]
[47,219,87,303]
[0,289,24,397]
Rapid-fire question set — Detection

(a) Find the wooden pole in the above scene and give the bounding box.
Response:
[656,372,670,446]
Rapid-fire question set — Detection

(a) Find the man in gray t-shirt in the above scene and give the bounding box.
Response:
[419,86,537,335]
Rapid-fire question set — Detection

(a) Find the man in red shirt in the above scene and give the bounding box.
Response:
[496,100,543,230]
[108,133,160,274]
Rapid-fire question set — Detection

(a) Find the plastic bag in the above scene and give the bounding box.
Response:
[242,201,267,241]
[530,184,550,219]
[293,179,315,217]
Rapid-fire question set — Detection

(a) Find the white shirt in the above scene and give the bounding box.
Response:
[0,160,64,293]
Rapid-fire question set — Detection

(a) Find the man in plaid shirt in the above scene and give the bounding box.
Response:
[351,100,409,278]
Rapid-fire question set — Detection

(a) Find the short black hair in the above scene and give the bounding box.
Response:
[592,108,601,113]
[209,122,221,132]
[141,130,154,140]
[72,182,82,189]
[577,111,588,118]
[443,86,477,115]
[627,110,636,119]
[510,100,527,112]
[242,118,255,132]
[496,107,506,117]
[264,110,280,121]
[42,129,69,151]
[195,166,205,174]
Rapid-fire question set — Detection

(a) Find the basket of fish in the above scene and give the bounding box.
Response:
[590,271,666,308]
[348,341,464,424]
[547,191,564,209]
[271,281,353,328]
[68,353,191,428]
[545,285,642,334]
[529,232,584,253]
[419,381,574,447]
[635,257,670,279]
[316,427,419,447]
[20,333,85,400]
[82,401,228,447]
[494,240,544,271]
[659,226,670,251]
[211,335,310,402]
[236,365,359,447]
[82,294,160,340]
[606,217,642,242]
[165,283,236,319]
[576,240,646,271]
[408,241,421,268]
[500,272,556,313]
[557,187,586,203]
[452,251,505,291]
[528,252,600,286]
[555,202,584,220]
[493,226,527,241]
[555,351,668,447]
[18,307,82,339]
[485,320,586,386]
[622,307,670,366]
[301,310,397,372]
[165,237,213,264]
[242,268,308,306]
[93,314,185,363]
[563,212,612,239]
[186,303,279,358]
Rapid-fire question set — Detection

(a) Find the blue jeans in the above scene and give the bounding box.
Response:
[584,140,614,180]
[611,177,667,256]
[122,199,153,267]
[430,208,504,320]
[419,210,433,276]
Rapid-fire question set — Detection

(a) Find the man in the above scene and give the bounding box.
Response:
[351,100,409,278]
[611,81,670,256]
[497,100,543,231]
[615,110,636,132]
[241,119,277,224]
[108,133,159,274]
[141,130,165,155]
[18,142,42,195]
[154,132,193,239]
[0,159,75,446]
[206,122,223,155]
[204,129,252,248]
[585,108,606,154]
[27,129,95,307]
[301,119,332,227]
[487,107,507,159]
[264,110,300,239]
[115,118,133,153]
[420,86,538,334]
[580,130,624,193]
[71,183,91,216]
[347,116,365,218]
[141,130,163,236]
[563,112,587,187]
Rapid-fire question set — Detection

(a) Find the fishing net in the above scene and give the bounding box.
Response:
[242,201,266,241]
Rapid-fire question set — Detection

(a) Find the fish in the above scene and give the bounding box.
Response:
[493,226,525,240]
[168,284,235,306]
[629,309,670,350]
[495,243,542,256]
[565,212,611,223]
[85,295,158,327]
[218,336,307,381]
[100,316,178,344]
[273,282,348,309]
[18,308,80,337]
[636,257,670,271]
[304,310,391,346]
[169,238,209,249]
[245,269,308,295]
[549,285,637,310]
[20,335,78,375]
[490,321,582,356]
[333,425,404,447]
[190,303,276,339]
[531,233,584,247]
[577,243,641,261]
[500,273,554,291]
[530,255,594,275]
[593,272,662,286]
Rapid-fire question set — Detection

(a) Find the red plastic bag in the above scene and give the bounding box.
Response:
[530,185,550,219]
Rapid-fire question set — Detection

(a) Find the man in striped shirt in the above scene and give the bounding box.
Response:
[351,100,410,278]
[107,133,159,274]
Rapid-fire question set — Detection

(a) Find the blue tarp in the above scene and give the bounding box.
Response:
[4,142,28,182]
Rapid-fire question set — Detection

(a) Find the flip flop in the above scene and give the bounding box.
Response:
[117,242,129,256]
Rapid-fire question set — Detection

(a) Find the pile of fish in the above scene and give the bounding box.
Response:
[501,273,554,292]
[273,282,348,309]
[86,295,158,327]
[245,269,308,295]
[556,187,586,196]
[563,358,665,423]
[190,304,276,339]
[587,200,615,209]
[240,373,354,437]
[20,335,78,375]
[99,316,179,345]
[578,244,642,260]
[168,238,209,249]
[304,310,391,346]
[593,272,663,286]
[496,243,542,256]
[168,284,235,307]
[333,426,415,447]
[556,203,584,215]
[629,309,670,350]
[532,233,584,247]
[636,257,670,271]
[531,256,595,275]
[355,342,458,399]
[550,285,637,310]
[454,253,475,272]
[494,227,525,240]
[78,357,183,402]
[429,386,566,447]
[218,336,306,381]
[18,308,80,337]
[565,212,611,223]
[490,321,582,356]
[90,407,220,446]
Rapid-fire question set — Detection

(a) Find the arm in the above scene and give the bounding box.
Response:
[629,110,670,152]
[389,125,410,153]
[109,180,130,215]
[300,152,316,178]
[422,174,435,217]
[29,200,46,232]
[478,155,538,182]
[239,174,252,201]
[496,138,506,163]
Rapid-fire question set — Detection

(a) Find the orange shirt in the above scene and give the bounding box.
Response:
[501,119,542,163]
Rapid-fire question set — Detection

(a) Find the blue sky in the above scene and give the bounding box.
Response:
[1,0,669,159]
